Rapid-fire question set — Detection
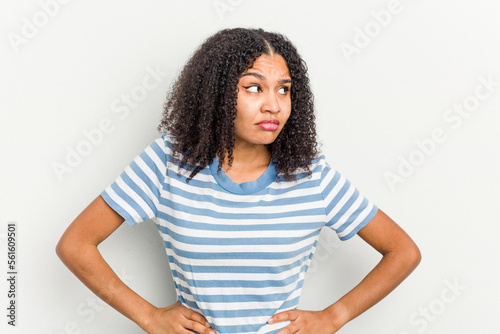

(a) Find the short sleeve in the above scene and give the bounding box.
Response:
[319,157,378,241]
[100,136,169,226]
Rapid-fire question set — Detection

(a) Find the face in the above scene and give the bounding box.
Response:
[233,54,292,149]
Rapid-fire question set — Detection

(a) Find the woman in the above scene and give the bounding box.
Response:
[56,28,421,334]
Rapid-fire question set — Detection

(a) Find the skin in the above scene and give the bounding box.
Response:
[269,209,421,333]
[56,195,214,334]
[56,53,421,334]
[55,54,292,334]
[223,53,291,184]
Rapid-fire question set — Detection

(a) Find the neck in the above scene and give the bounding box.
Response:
[219,143,272,184]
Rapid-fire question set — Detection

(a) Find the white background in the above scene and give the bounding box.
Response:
[1,0,499,333]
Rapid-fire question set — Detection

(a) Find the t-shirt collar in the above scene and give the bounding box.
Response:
[209,156,277,194]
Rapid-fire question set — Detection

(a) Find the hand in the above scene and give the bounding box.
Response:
[145,301,215,334]
[268,309,339,334]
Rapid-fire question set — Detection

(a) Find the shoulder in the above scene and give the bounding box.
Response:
[146,134,179,159]
[306,152,344,189]
[158,134,176,152]
[156,134,194,177]
[130,135,178,173]
[308,152,331,177]
[275,152,330,184]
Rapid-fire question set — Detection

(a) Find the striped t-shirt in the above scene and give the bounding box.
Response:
[101,135,378,334]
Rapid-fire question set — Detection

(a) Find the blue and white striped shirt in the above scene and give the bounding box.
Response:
[101,135,378,334]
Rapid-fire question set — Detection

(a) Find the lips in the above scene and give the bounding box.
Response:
[257,119,279,131]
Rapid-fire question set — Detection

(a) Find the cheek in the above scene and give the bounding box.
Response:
[282,97,292,113]
[233,109,251,134]
[234,106,249,125]
[282,103,292,121]
[235,98,256,121]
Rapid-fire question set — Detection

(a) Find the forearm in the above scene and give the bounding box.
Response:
[57,241,156,332]
[324,246,421,330]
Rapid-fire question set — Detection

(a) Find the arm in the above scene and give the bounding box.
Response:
[56,195,213,334]
[269,209,421,333]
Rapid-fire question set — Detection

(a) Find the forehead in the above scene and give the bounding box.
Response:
[242,54,290,78]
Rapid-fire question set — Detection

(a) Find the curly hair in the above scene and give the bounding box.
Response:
[158,28,317,181]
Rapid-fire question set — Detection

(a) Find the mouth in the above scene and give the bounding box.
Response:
[257,119,279,131]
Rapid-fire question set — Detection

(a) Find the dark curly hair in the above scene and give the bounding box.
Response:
[158,28,317,181]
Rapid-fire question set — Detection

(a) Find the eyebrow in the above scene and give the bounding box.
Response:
[240,72,292,84]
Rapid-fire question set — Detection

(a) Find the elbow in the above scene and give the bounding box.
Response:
[386,240,421,275]
[55,237,68,263]
[406,242,422,272]
[56,234,76,266]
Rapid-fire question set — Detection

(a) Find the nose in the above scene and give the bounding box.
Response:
[261,91,280,114]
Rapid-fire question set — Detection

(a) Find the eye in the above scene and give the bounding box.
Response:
[243,85,260,93]
[278,86,290,95]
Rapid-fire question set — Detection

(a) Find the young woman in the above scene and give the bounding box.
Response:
[56,28,421,334]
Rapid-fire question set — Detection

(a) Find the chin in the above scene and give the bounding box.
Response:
[236,131,282,147]
[258,135,280,145]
